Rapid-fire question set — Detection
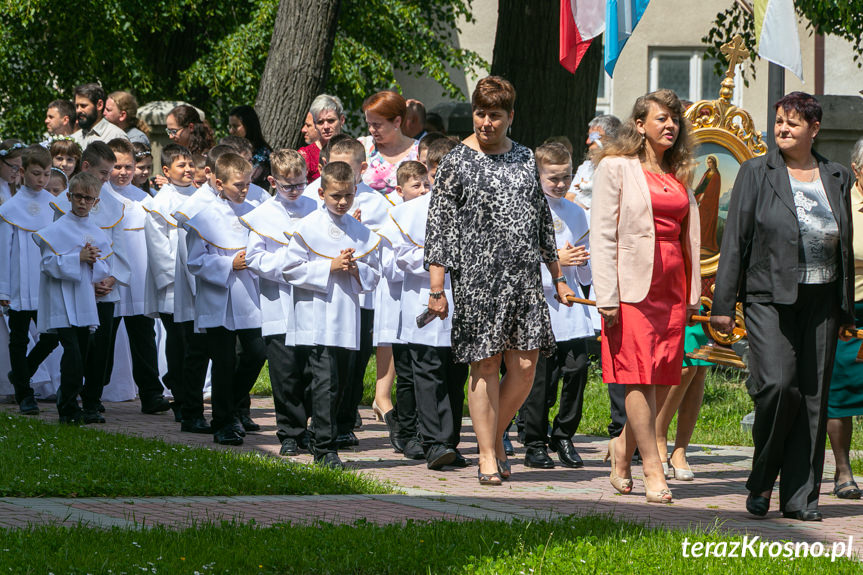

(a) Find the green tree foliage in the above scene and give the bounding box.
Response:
[0,0,486,141]
[703,0,863,82]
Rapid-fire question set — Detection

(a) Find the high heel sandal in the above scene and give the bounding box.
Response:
[607,438,633,494]
[672,462,695,481]
[497,458,511,480]
[662,460,674,479]
[371,400,385,422]
[478,468,503,486]
[645,487,673,504]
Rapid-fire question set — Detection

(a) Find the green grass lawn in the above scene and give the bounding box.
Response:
[1,514,857,575]
[0,414,392,497]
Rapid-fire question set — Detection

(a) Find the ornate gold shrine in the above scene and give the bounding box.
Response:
[683,34,764,369]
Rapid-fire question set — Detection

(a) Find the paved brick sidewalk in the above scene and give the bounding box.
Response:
[2,398,861,552]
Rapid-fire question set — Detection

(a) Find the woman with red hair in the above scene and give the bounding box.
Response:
[359,91,420,195]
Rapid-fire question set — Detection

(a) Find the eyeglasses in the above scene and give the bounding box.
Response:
[166,128,180,137]
[134,151,152,160]
[275,182,306,193]
[1,159,20,172]
[70,193,98,204]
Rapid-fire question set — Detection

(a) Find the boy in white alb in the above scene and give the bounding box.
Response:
[52,142,132,422]
[391,161,469,470]
[101,138,170,414]
[33,173,112,423]
[521,143,593,469]
[186,153,266,446]
[374,161,431,459]
[242,150,317,456]
[0,145,61,415]
[283,161,381,468]
[171,145,237,434]
[143,144,199,426]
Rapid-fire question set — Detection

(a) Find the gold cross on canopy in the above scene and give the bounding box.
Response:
[720,34,750,77]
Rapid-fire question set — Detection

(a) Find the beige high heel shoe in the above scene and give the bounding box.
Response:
[607,438,633,494]
[645,487,673,503]
[371,400,385,422]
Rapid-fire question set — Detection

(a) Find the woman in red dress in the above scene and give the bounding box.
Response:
[590,90,701,503]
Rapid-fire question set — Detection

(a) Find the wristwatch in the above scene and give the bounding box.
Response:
[429,290,445,299]
[552,276,567,285]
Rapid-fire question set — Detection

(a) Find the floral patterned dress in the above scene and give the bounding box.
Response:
[359,136,419,194]
[424,142,558,364]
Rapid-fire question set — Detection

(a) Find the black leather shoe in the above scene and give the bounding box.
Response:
[18,396,40,415]
[96,401,106,413]
[231,416,247,437]
[298,430,311,451]
[58,410,84,424]
[169,401,183,423]
[524,446,555,469]
[180,417,212,434]
[240,414,260,432]
[337,431,359,448]
[451,449,471,468]
[314,452,344,469]
[403,437,425,460]
[354,410,363,430]
[141,396,171,414]
[782,509,822,521]
[426,445,457,470]
[213,426,244,446]
[550,438,584,468]
[279,438,299,456]
[503,432,515,456]
[745,493,770,517]
[383,409,402,452]
[82,409,106,424]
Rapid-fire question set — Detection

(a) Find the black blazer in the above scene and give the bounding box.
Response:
[713,147,855,323]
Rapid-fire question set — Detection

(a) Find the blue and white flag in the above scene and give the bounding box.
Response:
[604,0,651,77]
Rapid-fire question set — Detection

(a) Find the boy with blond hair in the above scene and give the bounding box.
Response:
[242,149,317,455]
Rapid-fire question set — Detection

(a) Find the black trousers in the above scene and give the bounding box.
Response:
[56,326,91,417]
[79,302,115,410]
[607,383,627,438]
[393,343,418,441]
[337,308,373,435]
[158,313,185,401]
[522,338,589,447]
[159,314,209,421]
[410,344,467,452]
[302,345,353,455]
[204,327,266,431]
[105,314,165,404]
[6,309,59,402]
[744,283,839,513]
[267,334,308,442]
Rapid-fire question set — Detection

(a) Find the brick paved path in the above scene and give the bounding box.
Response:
[2,398,861,552]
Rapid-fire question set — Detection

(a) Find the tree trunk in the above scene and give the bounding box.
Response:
[256,0,341,149]
[490,1,602,158]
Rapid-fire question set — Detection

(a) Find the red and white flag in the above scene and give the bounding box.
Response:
[560,0,606,73]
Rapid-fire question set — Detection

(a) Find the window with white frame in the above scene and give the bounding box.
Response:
[596,66,613,116]
[649,49,739,105]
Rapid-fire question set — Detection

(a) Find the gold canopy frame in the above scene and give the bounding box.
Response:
[682,34,766,369]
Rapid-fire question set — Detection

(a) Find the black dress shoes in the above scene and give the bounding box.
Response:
[502,432,515,456]
[337,431,359,449]
[169,401,183,423]
[239,414,260,432]
[141,396,171,414]
[298,430,311,451]
[231,417,246,437]
[403,437,425,460]
[383,409,402,453]
[451,449,471,468]
[180,417,212,434]
[82,409,106,424]
[745,493,770,517]
[314,452,344,469]
[782,509,822,521]
[550,438,584,468]
[524,446,555,469]
[18,396,40,415]
[279,438,299,456]
[213,426,244,446]
[426,445,457,470]
[58,410,85,424]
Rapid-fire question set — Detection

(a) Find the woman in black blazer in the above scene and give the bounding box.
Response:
[712,92,855,522]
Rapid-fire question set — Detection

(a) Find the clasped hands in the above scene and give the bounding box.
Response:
[558,242,589,267]
[331,248,360,281]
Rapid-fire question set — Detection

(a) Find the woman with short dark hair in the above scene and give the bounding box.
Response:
[712,91,856,521]
[425,76,576,485]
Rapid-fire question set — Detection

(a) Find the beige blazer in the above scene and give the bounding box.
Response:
[590,155,701,309]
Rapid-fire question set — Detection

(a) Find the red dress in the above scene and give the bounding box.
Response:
[298,143,321,183]
[601,170,689,385]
